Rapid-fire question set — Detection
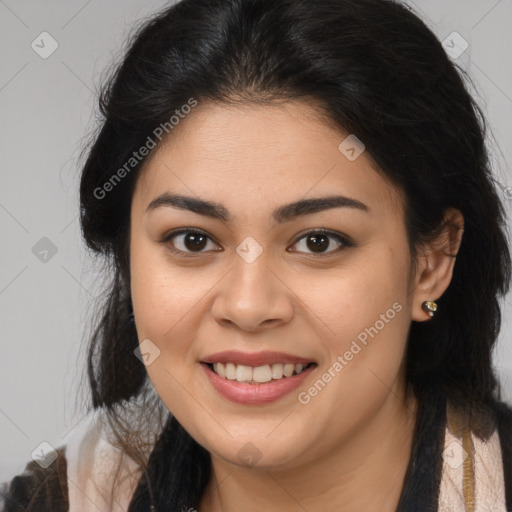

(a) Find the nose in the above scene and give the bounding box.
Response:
[211,251,294,332]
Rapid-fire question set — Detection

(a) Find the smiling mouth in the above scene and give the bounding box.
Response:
[204,362,317,384]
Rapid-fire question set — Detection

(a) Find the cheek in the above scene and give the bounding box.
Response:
[129,241,204,415]
[130,238,201,333]
[301,260,411,428]
[310,254,408,344]
[129,238,218,398]
[309,254,411,414]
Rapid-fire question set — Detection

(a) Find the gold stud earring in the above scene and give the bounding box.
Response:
[421,301,438,317]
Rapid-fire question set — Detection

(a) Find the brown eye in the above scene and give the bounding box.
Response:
[161,229,220,255]
[180,232,208,251]
[290,230,352,255]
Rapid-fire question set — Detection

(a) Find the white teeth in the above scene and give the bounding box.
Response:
[210,361,313,382]
[225,363,237,380]
[253,365,272,383]
[235,364,253,382]
[283,364,295,377]
[213,362,226,378]
[271,363,283,379]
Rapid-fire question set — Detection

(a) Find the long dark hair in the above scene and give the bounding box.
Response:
[77,0,512,509]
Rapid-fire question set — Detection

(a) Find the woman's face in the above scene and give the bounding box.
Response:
[130,100,420,469]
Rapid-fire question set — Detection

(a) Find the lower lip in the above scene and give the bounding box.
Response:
[201,363,316,405]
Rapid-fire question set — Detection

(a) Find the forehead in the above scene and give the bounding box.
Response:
[133,100,405,221]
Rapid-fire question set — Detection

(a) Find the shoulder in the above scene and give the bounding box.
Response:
[438,397,512,511]
[0,445,69,512]
[0,410,130,512]
[0,410,109,512]
[1,407,163,512]
[445,397,512,442]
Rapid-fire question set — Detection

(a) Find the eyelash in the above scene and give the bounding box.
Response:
[159,228,354,257]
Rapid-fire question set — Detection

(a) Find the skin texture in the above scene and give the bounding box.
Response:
[129,100,464,512]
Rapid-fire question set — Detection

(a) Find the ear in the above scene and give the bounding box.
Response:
[411,208,464,322]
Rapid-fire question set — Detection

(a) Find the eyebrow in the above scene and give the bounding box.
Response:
[145,192,369,223]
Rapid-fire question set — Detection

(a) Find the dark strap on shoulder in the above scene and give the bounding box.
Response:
[0,445,69,512]
[492,400,512,511]
[395,385,447,512]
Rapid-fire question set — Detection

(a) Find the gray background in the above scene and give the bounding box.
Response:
[1,0,511,481]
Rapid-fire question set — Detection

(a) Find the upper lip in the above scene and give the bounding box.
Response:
[201,350,315,367]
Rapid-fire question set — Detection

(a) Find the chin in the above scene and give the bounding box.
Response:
[205,432,309,470]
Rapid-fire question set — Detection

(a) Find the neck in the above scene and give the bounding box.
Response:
[199,383,419,512]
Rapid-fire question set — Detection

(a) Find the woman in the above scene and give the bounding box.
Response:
[2,0,511,510]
